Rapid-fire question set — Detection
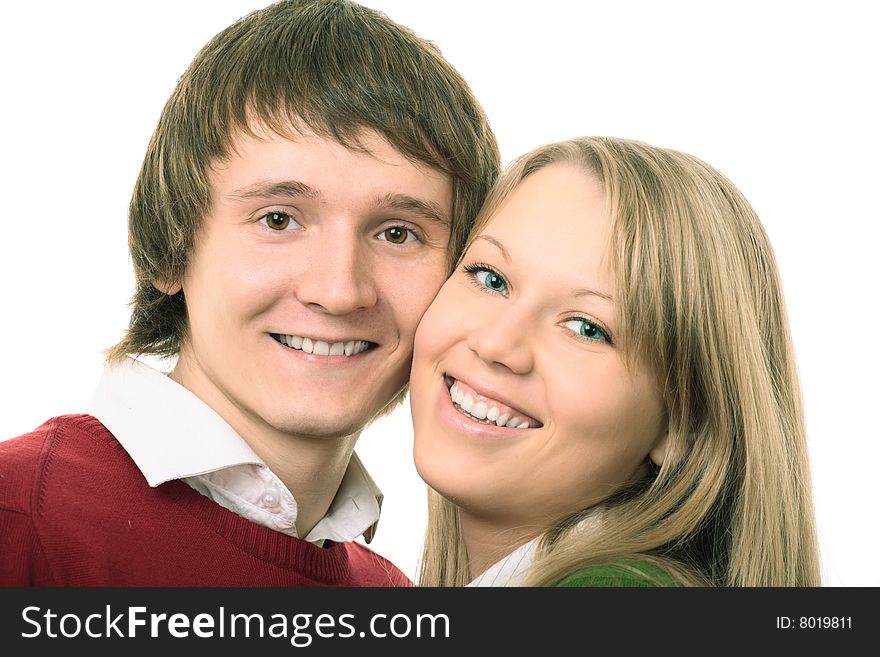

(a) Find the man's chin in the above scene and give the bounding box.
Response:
[255,383,405,440]
[269,409,373,441]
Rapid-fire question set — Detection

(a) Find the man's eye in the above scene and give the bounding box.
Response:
[377,226,418,244]
[259,211,300,231]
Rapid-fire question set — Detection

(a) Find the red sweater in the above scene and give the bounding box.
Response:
[0,415,411,587]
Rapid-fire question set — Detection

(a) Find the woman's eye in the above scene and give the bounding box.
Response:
[462,263,509,295]
[377,226,418,244]
[562,318,610,343]
[474,268,507,293]
[259,211,300,231]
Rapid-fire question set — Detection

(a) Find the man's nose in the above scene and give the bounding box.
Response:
[294,232,378,315]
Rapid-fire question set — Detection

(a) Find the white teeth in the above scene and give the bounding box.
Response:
[278,335,369,357]
[448,380,535,429]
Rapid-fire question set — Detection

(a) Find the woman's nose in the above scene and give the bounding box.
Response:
[464,309,534,374]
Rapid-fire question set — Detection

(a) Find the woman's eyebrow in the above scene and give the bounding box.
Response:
[473,234,511,262]
[573,287,613,302]
[476,233,613,302]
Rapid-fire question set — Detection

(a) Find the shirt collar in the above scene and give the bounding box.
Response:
[466,514,604,586]
[467,537,539,587]
[89,356,383,543]
[89,357,262,485]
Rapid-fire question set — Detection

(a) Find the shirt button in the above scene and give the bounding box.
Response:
[259,489,280,509]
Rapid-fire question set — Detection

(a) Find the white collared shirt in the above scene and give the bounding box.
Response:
[466,537,539,587]
[466,514,602,586]
[89,356,383,545]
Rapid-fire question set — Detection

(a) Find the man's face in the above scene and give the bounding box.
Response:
[172,124,452,444]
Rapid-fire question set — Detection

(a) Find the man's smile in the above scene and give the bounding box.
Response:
[270,333,377,357]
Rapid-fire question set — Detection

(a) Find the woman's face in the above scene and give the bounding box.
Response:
[410,163,668,533]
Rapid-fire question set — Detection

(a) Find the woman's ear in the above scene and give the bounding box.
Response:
[648,432,670,467]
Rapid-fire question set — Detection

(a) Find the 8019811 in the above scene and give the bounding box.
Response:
[776,616,852,629]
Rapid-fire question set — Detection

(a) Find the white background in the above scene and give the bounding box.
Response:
[1,1,877,586]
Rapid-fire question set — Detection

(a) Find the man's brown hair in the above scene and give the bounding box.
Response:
[108,0,499,361]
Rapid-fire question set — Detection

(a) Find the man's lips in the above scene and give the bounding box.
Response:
[444,374,543,429]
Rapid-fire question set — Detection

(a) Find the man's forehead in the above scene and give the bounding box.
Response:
[217,118,449,188]
[224,117,406,167]
[207,123,451,223]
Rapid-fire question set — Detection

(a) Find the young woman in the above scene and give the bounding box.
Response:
[409,137,821,586]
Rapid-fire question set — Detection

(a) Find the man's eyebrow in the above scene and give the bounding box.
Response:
[377,193,449,226]
[227,180,321,201]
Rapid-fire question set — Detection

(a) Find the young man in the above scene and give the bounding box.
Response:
[0,0,499,586]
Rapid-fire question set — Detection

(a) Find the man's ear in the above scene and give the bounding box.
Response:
[152,278,182,295]
[648,432,670,467]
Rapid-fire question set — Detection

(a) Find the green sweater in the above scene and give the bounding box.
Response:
[556,560,680,587]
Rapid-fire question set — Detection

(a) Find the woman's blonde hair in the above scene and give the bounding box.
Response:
[418,137,820,587]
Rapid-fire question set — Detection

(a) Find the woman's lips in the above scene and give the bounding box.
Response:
[444,375,542,429]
